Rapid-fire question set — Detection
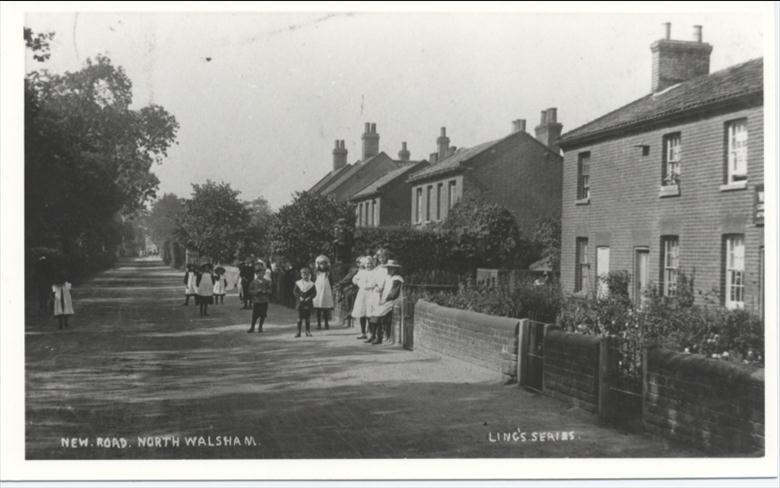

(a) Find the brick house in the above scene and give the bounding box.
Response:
[558,24,764,314]
[407,114,563,234]
[309,123,406,203]
[351,157,429,228]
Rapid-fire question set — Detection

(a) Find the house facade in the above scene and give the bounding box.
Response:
[351,158,428,228]
[558,24,764,314]
[407,115,563,234]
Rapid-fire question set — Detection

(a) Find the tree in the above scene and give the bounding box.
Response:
[442,197,534,273]
[175,181,251,264]
[533,216,561,276]
[269,192,354,269]
[146,194,185,246]
[235,196,274,260]
[25,29,179,279]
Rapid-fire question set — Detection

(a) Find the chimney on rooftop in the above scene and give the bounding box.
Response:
[398,141,411,161]
[534,108,563,154]
[512,119,527,133]
[437,127,450,159]
[429,152,439,163]
[651,22,713,92]
[361,122,379,160]
[332,139,347,171]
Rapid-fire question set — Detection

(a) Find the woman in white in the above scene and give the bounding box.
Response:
[52,276,74,330]
[370,260,404,345]
[351,256,375,340]
[365,248,389,343]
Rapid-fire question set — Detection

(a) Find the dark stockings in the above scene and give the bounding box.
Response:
[57,316,69,329]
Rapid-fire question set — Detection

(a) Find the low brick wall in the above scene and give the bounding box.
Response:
[644,347,764,455]
[414,300,519,382]
[542,330,601,413]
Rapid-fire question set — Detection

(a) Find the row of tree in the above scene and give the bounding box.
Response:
[25,29,179,282]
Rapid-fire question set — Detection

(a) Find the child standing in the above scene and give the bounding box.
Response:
[370,259,404,345]
[293,267,316,338]
[247,263,271,333]
[212,267,227,304]
[195,263,215,318]
[351,256,375,340]
[183,264,197,306]
[52,274,74,329]
[312,255,334,330]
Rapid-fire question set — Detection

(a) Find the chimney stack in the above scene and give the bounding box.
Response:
[361,122,380,160]
[512,119,527,133]
[430,152,439,163]
[534,107,563,154]
[437,127,450,158]
[650,23,712,92]
[398,141,410,161]
[332,139,347,171]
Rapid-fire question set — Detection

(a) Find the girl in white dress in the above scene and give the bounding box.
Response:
[183,264,198,306]
[365,248,389,343]
[312,255,334,330]
[212,268,228,304]
[52,275,74,329]
[351,256,375,340]
[196,263,215,318]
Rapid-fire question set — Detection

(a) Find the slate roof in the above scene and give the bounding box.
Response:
[309,163,352,194]
[559,58,763,147]
[319,152,392,195]
[408,130,559,183]
[350,161,426,200]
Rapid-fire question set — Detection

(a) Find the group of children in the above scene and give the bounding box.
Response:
[182,263,230,317]
[349,249,404,345]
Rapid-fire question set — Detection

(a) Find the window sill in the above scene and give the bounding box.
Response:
[659,185,680,198]
[575,197,590,206]
[720,180,748,192]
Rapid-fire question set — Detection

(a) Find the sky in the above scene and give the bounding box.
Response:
[25,10,765,210]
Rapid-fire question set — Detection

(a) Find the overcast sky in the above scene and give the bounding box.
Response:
[25,11,764,209]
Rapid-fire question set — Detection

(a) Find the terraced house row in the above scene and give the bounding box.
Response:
[308,23,764,314]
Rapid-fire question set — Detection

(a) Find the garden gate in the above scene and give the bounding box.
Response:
[523,320,547,392]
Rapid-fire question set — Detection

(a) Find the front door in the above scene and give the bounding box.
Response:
[634,248,649,304]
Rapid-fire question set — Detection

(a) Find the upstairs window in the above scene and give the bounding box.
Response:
[660,236,679,297]
[726,119,748,183]
[577,152,590,200]
[662,133,681,186]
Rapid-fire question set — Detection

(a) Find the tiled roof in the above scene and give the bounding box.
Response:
[319,152,390,195]
[350,161,426,200]
[309,164,352,194]
[560,58,763,146]
[407,138,503,183]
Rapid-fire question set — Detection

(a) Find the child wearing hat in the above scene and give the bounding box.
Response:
[351,255,375,340]
[247,262,272,333]
[370,259,404,345]
[293,267,316,337]
[183,264,198,306]
[212,267,228,305]
[312,255,334,330]
[195,263,215,317]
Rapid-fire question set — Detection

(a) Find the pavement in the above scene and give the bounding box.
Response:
[25,258,700,459]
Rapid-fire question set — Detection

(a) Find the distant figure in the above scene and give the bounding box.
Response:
[183,264,197,306]
[238,257,255,309]
[247,262,271,333]
[337,257,360,329]
[312,255,334,330]
[51,273,74,330]
[212,267,228,304]
[195,263,215,318]
[293,267,316,338]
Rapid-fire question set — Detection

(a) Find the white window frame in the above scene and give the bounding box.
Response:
[726,119,748,183]
[661,236,679,297]
[436,183,443,221]
[575,238,590,293]
[448,180,457,209]
[725,235,745,310]
[577,152,590,200]
[662,133,681,187]
[415,188,423,223]
[426,185,433,222]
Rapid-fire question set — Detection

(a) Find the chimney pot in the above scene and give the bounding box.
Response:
[371,123,376,133]
[398,141,410,161]
[663,22,671,40]
[364,122,370,133]
[361,123,379,160]
[651,23,712,92]
[540,110,548,124]
[436,127,451,158]
[546,108,557,123]
[693,25,702,42]
[512,119,527,133]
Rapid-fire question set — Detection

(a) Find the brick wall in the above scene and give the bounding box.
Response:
[644,347,764,455]
[560,104,764,312]
[414,300,519,383]
[541,329,601,413]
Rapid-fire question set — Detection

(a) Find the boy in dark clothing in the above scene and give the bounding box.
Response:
[293,267,316,337]
[239,258,255,309]
[247,264,271,333]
